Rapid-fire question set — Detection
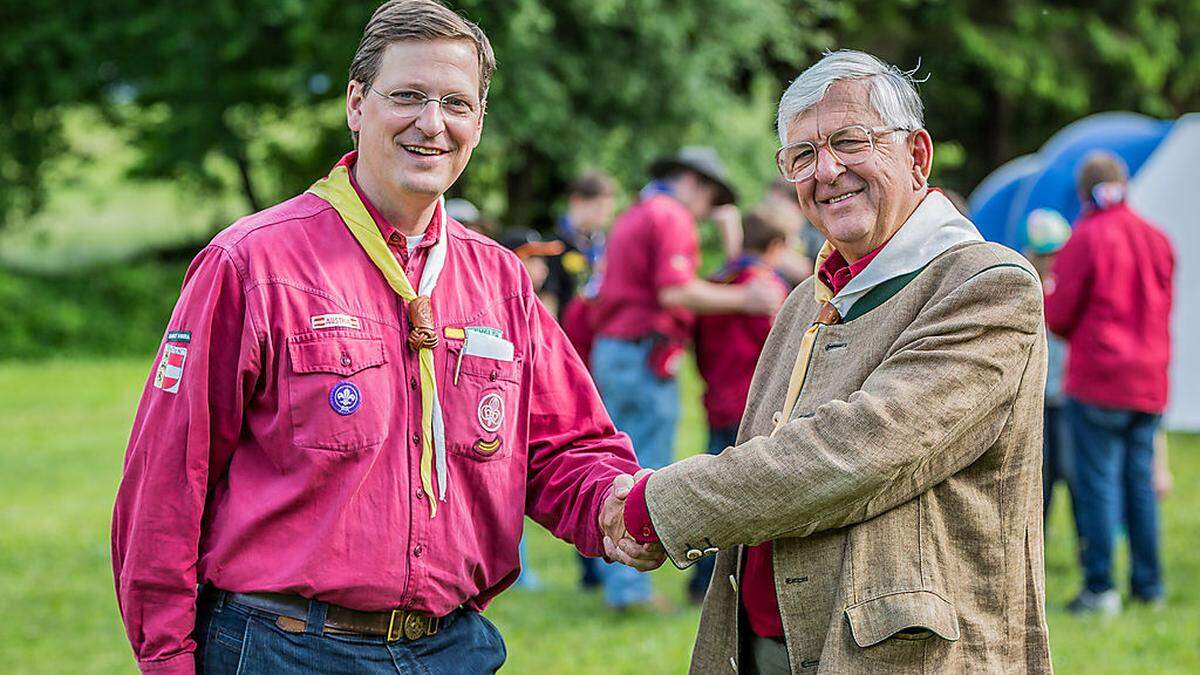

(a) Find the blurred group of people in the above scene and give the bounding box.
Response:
[1023,151,1175,615]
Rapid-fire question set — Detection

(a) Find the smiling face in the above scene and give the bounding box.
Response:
[346,39,484,219]
[784,79,932,261]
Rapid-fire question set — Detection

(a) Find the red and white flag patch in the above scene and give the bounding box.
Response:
[153,344,188,394]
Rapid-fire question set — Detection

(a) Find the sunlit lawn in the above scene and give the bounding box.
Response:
[0,358,1197,673]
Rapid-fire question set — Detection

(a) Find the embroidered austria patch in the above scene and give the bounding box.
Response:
[477,392,504,433]
[153,344,188,394]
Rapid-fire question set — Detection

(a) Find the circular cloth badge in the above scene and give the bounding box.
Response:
[477,392,504,433]
[329,381,362,416]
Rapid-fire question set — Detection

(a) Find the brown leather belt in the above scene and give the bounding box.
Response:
[221,590,441,641]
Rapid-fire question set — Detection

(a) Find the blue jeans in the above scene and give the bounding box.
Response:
[591,337,679,607]
[1066,398,1163,599]
[194,593,506,674]
[1042,403,1078,527]
[688,424,739,599]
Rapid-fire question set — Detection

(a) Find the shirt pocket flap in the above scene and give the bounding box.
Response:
[844,590,960,647]
[288,333,387,377]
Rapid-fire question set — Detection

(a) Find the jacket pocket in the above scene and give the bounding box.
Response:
[286,331,392,451]
[439,344,522,462]
[845,590,959,666]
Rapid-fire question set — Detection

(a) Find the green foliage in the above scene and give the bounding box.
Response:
[0,261,187,359]
[2,0,1199,231]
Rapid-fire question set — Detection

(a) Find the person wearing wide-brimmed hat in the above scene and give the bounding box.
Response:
[589,145,785,611]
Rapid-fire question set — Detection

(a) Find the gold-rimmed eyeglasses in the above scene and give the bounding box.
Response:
[775,125,910,183]
[364,84,483,122]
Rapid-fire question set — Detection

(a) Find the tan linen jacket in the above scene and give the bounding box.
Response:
[645,241,1051,673]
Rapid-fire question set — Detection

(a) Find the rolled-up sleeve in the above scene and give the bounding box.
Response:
[111,246,261,674]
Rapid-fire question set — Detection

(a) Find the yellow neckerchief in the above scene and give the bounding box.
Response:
[308,164,447,517]
[773,242,838,434]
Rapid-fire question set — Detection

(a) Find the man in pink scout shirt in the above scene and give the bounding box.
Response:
[110,2,662,673]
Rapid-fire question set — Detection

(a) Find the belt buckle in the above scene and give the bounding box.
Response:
[386,610,405,642]
[386,609,431,641]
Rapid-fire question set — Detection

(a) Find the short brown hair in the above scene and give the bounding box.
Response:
[350,0,496,101]
[742,212,788,254]
[569,170,617,200]
[1077,150,1128,197]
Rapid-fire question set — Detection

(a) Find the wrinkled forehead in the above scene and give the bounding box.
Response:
[783,79,883,144]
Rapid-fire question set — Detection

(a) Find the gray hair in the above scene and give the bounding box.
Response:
[776,50,925,145]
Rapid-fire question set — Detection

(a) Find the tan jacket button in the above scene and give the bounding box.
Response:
[686,549,702,561]
[729,574,738,592]
[703,546,720,555]
[730,656,737,671]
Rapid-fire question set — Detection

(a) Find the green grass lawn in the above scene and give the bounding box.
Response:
[1,358,1197,673]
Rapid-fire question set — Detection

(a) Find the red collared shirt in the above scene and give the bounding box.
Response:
[593,194,700,342]
[624,239,886,639]
[112,153,639,674]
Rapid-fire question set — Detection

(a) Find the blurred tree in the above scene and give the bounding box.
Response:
[2,0,1198,233]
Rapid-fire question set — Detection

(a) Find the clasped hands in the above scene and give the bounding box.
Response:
[599,469,667,571]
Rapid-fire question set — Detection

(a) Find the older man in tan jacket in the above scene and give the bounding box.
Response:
[604,50,1051,673]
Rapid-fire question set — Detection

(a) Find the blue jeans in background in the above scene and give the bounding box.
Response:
[1066,397,1163,600]
[591,336,679,608]
[1042,403,1078,527]
[687,424,739,601]
[193,592,506,674]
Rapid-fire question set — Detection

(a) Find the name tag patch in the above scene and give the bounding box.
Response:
[311,313,361,330]
[153,345,188,394]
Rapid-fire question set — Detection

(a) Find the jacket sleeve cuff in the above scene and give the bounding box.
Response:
[623,474,660,544]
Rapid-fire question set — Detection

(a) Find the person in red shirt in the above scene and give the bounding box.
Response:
[687,212,791,604]
[110,3,662,673]
[590,147,785,610]
[1045,150,1175,614]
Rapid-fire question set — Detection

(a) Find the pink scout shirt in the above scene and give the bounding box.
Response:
[593,194,700,342]
[112,153,639,674]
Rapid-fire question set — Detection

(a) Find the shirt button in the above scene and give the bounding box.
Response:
[415,488,425,500]
[489,370,498,381]
[410,376,418,389]
[340,354,351,367]
[411,433,420,445]
[413,545,424,557]
[642,526,652,538]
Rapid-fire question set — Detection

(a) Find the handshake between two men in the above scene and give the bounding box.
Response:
[598,469,668,571]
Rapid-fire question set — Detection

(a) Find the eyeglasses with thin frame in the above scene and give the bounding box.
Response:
[364,84,483,121]
[775,125,911,183]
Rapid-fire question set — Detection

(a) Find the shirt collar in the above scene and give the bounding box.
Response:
[817,240,887,296]
[340,151,443,251]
